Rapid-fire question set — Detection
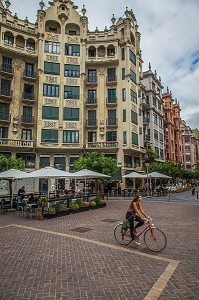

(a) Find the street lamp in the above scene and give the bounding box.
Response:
[144,153,150,197]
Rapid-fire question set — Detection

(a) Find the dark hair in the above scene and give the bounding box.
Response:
[129,194,141,208]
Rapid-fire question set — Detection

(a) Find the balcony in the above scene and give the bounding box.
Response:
[22,92,35,101]
[140,99,150,109]
[86,76,97,86]
[21,115,34,125]
[106,97,117,106]
[0,138,34,148]
[0,112,11,123]
[106,75,117,85]
[0,88,13,101]
[86,98,98,107]
[86,142,118,149]
[0,63,14,76]
[106,118,118,127]
[86,119,97,128]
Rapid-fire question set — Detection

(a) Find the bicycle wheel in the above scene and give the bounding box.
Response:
[144,228,167,252]
[114,223,132,245]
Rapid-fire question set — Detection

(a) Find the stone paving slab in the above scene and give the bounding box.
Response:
[0,199,199,299]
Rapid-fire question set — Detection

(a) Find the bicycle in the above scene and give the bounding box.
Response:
[114,218,167,252]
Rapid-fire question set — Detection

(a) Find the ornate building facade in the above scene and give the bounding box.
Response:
[0,0,145,177]
[162,89,182,163]
[181,120,197,170]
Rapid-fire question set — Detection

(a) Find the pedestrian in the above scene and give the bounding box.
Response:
[17,186,26,210]
[192,186,195,196]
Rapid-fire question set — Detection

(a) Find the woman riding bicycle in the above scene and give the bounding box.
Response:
[126,194,150,246]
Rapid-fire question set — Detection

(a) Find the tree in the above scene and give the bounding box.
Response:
[73,152,118,177]
[0,155,24,172]
[146,148,159,163]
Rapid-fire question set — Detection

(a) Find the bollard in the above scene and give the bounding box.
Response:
[197,191,198,199]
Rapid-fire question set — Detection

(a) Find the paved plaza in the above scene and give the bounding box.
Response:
[0,195,199,300]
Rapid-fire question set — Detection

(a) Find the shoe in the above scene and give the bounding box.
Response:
[132,240,140,246]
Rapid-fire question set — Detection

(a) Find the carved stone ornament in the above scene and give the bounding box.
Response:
[65,99,78,107]
[99,67,105,76]
[44,121,57,128]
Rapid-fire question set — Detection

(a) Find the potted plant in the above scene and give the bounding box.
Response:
[38,196,48,220]
[69,203,80,213]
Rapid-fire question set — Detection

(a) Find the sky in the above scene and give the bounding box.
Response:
[6,0,199,129]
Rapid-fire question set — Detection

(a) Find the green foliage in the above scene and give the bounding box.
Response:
[94,196,101,205]
[69,203,80,210]
[146,149,159,163]
[38,196,48,207]
[54,201,62,213]
[0,155,24,172]
[48,207,56,215]
[73,151,118,177]
[75,198,83,208]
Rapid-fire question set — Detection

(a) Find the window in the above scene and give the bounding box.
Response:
[0,103,9,120]
[88,47,96,57]
[26,40,35,51]
[42,106,59,120]
[63,108,79,121]
[22,129,32,140]
[121,48,125,60]
[2,57,12,73]
[130,69,136,83]
[158,100,161,110]
[23,84,34,100]
[4,34,14,45]
[123,110,126,122]
[88,90,96,102]
[45,41,60,54]
[54,155,65,170]
[107,89,116,102]
[64,86,79,99]
[154,130,158,140]
[88,69,97,82]
[63,130,79,143]
[122,88,126,101]
[49,27,57,33]
[107,68,116,81]
[65,44,80,56]
[17,153,35,168]
[129,50,136,65]
[159,117,163,128]
[131,111,138,125]
[69,30,77,35]
[134,157,140,167]
[88,110,96,125]
[41,129,58,143]
[124,155,132,167]
[22,106,33,123]
[88,132,96,142]
[153,97,157,107]
[107,109,116,125]
[25,63,34,77]
[122,68,125,80]
[69,155,79,171]
[130,89,137,104]
[43,84,59,97]
[106,131,117,142]
[159,132,164,142]
[153,113,157,124]
[107,47,115,56]
[44,62,60,75]
[0,127,8,138]
[132,132,138,145]
[40,156,50,168]
[1,79,11,96]
[160,149,164,159]
[64,64,80,77]
[155,147,159,156]
[123,131,127,144]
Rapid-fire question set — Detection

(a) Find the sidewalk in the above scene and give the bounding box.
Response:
[0,199,199,299]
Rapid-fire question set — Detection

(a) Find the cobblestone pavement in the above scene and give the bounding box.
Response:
[0,199,199,300]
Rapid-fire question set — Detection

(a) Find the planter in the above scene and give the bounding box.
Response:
[90,203,106,210]
[44,209,70,219]
[38,214,44,221]
[79,206,90,212]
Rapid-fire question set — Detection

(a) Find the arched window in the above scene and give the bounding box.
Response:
[107,44,115,56]
[65,23,80,36]
[88,46,96,57]
[16,35,25,48]
[26,38,35,51]
[4,31,14,45]
[45,21,61,34]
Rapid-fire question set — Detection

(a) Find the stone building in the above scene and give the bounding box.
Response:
[181,120,197,170]
[0,0,145,184]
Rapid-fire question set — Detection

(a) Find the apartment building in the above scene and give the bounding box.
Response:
[181,120,197,170]
[192,129,199,161]
[162,88,182,163]
[0,1,145,178]
[141,64,165,162]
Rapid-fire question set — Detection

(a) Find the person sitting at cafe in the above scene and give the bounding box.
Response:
[28,193,35,204]
[17,186,25,210]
